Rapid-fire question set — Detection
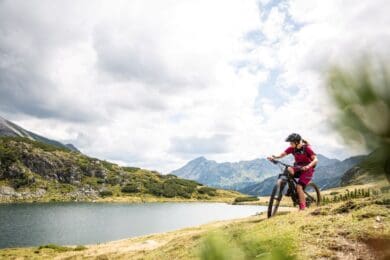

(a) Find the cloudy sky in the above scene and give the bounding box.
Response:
[1,0,389,173]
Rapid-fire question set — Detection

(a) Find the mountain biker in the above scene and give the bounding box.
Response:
[267,133,318,210]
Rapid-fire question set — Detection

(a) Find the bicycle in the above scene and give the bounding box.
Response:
[267,159,321,218]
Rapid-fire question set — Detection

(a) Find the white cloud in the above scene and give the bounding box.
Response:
[1,0,388,173]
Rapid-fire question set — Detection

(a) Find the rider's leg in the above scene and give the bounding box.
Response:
[279,167,294,185]
[297,184,306,210]
[287,167,294,175]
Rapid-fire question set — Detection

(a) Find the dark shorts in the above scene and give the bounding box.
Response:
[292,167,314,187]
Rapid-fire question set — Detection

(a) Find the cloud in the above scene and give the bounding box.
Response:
[1,0,388,172]
[169,134,230,156]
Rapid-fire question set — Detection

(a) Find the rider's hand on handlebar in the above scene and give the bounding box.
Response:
[267,155,275,161]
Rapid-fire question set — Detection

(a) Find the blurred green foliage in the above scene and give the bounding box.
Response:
[198,230,296,260]
[327,59,390,180]
[199,231,244,260]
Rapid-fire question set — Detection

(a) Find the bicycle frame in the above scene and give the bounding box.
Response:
[271,159,316,205]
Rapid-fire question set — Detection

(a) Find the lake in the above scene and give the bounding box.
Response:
[0,202,266,249]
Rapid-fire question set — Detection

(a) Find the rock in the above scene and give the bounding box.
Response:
[35,188,46,197]
[6,164,26,179]
[0,186,16,196]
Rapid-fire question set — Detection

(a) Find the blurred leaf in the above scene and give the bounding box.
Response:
[326,58,390,180]
[199,231,244,260]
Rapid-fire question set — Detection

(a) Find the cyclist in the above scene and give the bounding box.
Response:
[267,133,318,210]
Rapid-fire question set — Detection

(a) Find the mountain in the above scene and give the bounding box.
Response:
[341,148,389,186]
[238,155,367,196]
[0,115,79,152]
[171,153,367,196]
[171,157,281,190]
[312,155,365,189]
[0,137,239,202]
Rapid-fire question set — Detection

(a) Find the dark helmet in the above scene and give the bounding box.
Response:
[285,133,301,143]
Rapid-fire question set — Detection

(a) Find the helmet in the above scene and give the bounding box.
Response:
[285,133,301,143]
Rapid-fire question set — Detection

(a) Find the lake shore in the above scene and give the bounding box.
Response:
[0,188,241,204]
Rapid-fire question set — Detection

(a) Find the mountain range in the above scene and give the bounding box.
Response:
[0,115,79,152]
[171,153,367,196]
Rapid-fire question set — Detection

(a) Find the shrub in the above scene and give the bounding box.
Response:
[97,179,105,184]
[164,174,178,179]
[234,196,258,203]
[107,176,122,185]
[12,178,30,189]
[163,184,177,197]
[198,187,217,196]
[83,177,99,188]
[99,190,113,197]
[145,181,164,196]
[11,173,34,189]
[38,244,73,252]
[177,189,192,199]
[74,245,87,251]
[123,166,140,173]
[161,178,199,198]
[121,183,140,193]
[380,186,390,193]
[101,161,116,171]
[0,145,18,170]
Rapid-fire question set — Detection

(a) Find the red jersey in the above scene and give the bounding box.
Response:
[284,145,316,166]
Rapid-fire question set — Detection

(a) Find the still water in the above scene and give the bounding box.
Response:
[0,202,265,248]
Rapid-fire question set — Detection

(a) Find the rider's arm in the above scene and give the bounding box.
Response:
[302,155,318,171]
[268,147,291,161]
[271,152,287,159]
[308,155,318,168]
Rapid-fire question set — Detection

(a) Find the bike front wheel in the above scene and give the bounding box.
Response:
[304,182,321,207]
[267,183,284,218]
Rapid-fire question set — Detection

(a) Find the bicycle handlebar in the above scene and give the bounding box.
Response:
[268,159,305,171]
[268,159,292,167]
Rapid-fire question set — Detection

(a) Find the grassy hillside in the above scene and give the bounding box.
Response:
[1,182,389,259]
[0,137,240,203]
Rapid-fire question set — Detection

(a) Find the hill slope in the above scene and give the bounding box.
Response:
[341,148,389,186]
[0,115,79,152]
[0,137,239,203]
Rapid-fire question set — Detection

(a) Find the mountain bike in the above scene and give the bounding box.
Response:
[267,159,321,218]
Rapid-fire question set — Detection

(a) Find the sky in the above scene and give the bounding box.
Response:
[1,0,389,173]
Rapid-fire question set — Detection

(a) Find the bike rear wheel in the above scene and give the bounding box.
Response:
[267,183,284,218]
[304,183,321,207]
